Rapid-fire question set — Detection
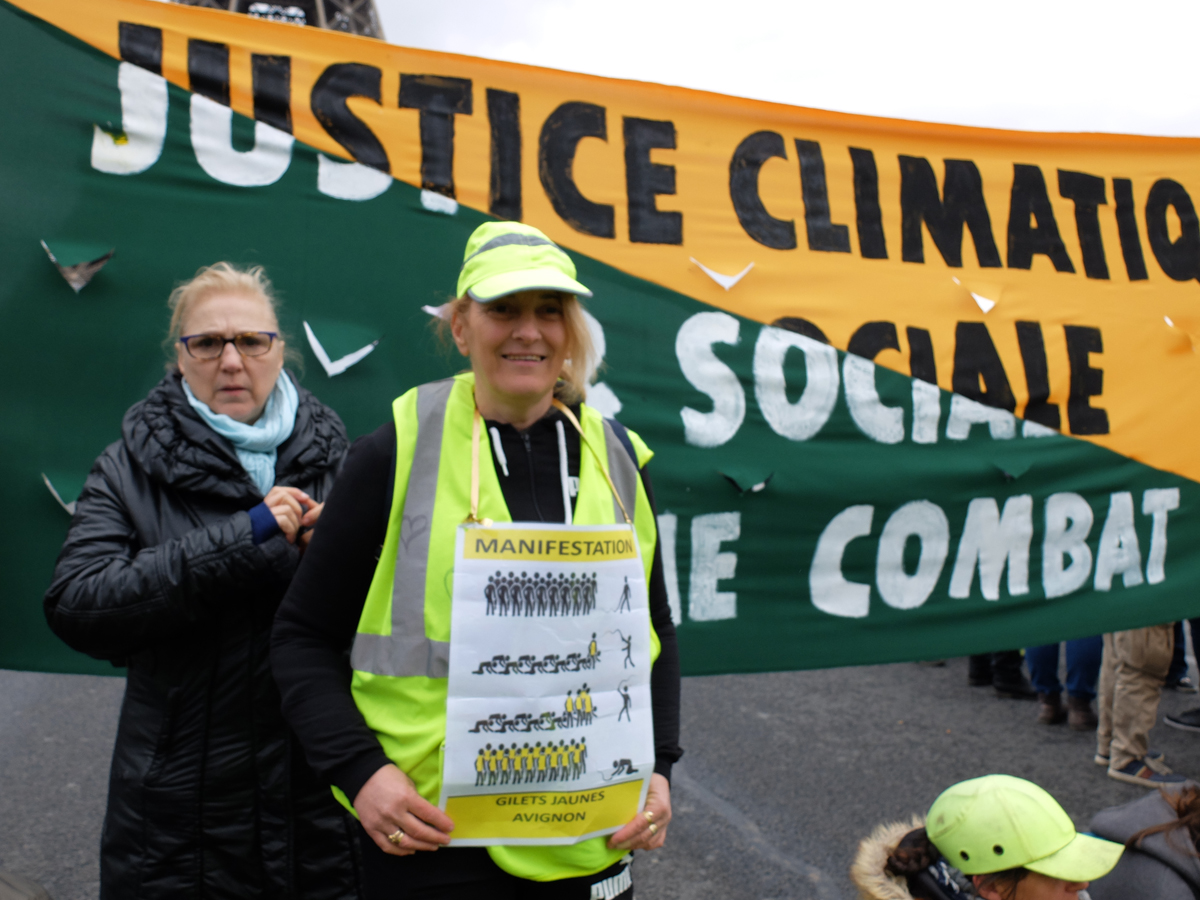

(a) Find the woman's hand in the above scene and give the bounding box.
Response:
[354,764,455,856]
[263,486,311,543]
[607,773,671,852]
[298,501,325,551]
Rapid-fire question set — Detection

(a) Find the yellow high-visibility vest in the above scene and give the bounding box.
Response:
[338,373,659,882]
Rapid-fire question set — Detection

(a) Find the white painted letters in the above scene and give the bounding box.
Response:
[1143,487,1181,585]
[946,394,1016,440]
[190,94,293,187]
[911,380,942,444]
[676,313,745,448]
[875,501,950,609]
[1094,492,1144,591]
[948,496,1033,600]
[1042,492,1095,598]
[688,512,740,621]
[809,505,874,618]
[843,354,904,444]
[91,62,167,175]
[317,153,392,200]
[753,326,839,442]
[657,513,683,625]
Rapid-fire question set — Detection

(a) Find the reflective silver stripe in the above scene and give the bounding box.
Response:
[351,379,454,678]
[460,233,559,268]
[602,420,640,525]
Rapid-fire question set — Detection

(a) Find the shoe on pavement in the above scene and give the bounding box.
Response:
[1165,708,1200,732]
[994,675,1039,700]
[1147,753,1176,775]
[1167,676,1199,694]
[1067,695,1098,731]
[1095,749,1166,768]
[1038,692,1067,724]
[1108,758,1187,786]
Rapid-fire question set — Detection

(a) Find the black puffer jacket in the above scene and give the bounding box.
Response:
[44,371,361,900]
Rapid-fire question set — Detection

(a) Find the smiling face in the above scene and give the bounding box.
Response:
[451,290,570,423]
[175,291,284,424]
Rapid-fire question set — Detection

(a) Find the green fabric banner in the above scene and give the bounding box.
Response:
[2,2,1196,677]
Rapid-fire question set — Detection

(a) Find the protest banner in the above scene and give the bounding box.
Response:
[4,0,1200,675]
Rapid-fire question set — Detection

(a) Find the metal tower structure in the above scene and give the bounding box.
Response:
[171,0,384,39]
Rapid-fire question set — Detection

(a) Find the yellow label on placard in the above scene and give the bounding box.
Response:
[463,529,638,563]
[446,779,642,841]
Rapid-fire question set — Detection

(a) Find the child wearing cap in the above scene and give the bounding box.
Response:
[851,775,1123,900]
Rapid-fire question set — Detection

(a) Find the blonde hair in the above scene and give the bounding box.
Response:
[164,262,300,370]
[437,293,596,405]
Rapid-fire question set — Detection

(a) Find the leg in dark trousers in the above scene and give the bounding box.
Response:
[1167,621,1188,687]
[1026,643,1066,724]
[991,650,1037,699]
[1064,635,1102,730]
[968,654,993,687]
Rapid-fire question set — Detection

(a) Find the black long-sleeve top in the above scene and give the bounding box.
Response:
[272,404,682,806]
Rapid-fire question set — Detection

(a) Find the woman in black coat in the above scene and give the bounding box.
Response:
[44,263,360,899]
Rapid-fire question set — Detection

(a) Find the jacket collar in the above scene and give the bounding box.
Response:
[122,371,346,499]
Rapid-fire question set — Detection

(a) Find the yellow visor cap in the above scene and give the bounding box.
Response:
[455,222,591,302]
[926,775,1123,881]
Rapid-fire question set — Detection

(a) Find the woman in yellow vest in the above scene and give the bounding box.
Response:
[273,221,682,899]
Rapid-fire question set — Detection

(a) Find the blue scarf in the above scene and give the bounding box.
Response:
[182,371,299,496]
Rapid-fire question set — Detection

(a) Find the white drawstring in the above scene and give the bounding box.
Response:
[555,419,572,525]
[488,426,509,477]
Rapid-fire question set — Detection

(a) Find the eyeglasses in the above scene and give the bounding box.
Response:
[178,331,279,360]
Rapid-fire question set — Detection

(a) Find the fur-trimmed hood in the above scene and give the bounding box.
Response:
[853,817,927,900]
[851,817,980,900]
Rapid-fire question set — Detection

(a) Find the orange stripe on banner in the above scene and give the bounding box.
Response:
[16,0,1200,483]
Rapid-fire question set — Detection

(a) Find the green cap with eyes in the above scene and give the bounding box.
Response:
[926,775,1123,880]
[456,222,592,302]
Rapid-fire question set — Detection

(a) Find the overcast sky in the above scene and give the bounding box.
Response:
[371,0,1200,137]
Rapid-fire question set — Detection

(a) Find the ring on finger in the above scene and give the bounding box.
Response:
[387,829,405,846]
[643,810,654,823]
[648,822,658,835]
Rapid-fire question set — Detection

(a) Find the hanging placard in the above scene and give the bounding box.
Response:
[441,522,654,845]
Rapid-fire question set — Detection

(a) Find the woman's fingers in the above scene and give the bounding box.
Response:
[606,815,644,849]
[394,812,452,850]
[608,774,672,851]
[263,485,310,506]
[262,487,316,544]
[354,765,455,856]
[269,505,301,541]
[265,491,304,541]
[644,820,669,850]
[262,487,316,542]
[369,829,410,856]
[275,492,305,519]
[407,793,456,836]
[300,501,324,528]
[611,816,668,851]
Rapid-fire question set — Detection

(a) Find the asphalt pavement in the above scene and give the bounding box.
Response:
[4,655,1200,900]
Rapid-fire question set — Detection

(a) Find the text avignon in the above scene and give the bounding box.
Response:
[511,811,587,823]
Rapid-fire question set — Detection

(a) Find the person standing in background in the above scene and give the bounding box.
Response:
[1098,626,1189,786]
